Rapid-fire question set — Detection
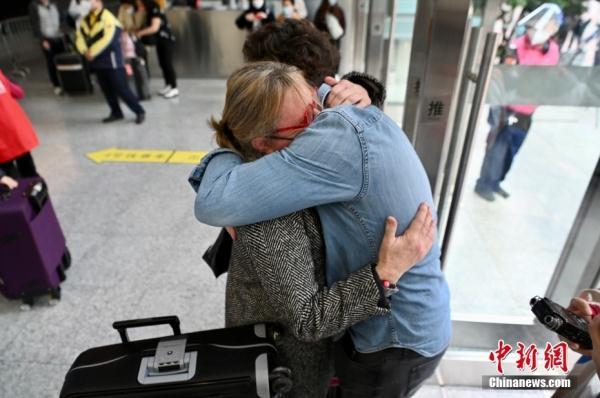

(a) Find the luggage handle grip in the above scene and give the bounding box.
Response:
[112,316,181,344]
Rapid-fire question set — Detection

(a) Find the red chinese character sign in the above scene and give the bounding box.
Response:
[516,343,538,371]
[544,342,568,372]
[489,340,513,374]
[488,341,569,374]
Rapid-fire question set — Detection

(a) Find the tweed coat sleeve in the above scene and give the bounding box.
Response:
[235,211,389,343]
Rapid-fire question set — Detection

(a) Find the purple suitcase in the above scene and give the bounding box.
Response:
[0,177,70,306]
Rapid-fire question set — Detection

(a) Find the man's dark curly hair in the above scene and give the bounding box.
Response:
[242,19,340,87]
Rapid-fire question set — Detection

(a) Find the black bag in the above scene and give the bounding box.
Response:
[54,52,93,94]
[133,36,148,59]
[202,228,233,278]
[140,33,157,46]
[129,57,150,100]
[59,316,293,398]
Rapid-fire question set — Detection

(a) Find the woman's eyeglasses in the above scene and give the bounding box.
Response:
[266,99,321,141]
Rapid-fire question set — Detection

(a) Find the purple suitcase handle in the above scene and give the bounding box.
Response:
[112,316,181,343]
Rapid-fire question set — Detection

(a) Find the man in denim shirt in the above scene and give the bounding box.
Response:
[189,71,451,397]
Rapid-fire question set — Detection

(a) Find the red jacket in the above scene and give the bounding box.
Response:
[0,70,39,163]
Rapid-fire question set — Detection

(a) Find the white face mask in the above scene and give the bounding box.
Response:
[252,0,264,8]
[282,5,294,17]
[527,28,551,46]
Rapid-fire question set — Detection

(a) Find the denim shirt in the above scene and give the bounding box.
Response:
[189,101,451,357]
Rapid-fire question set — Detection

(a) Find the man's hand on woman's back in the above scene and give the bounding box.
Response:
[375,203,435,283]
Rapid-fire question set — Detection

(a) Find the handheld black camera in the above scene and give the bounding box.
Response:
[530,296,592,350]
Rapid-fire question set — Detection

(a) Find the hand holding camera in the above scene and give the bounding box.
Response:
[564,291,600,354]
[531,290,600,378]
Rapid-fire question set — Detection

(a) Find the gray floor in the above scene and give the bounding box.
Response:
[0,73,227,397]
[0,68,595,397]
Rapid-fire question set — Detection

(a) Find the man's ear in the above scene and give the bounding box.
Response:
[250,136,271,154]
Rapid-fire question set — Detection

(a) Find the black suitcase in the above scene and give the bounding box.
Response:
[54,52,93,94]
[59,316,293,398]
[129,57,150,100]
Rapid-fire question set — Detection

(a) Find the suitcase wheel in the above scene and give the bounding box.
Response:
[57,265,67,282]
[20,295,34,310]
[61,248,72,270]
[48,287,61,306]
[50,286,61,300]
[270,367,293,395]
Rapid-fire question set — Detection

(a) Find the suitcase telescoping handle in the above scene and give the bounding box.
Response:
[112,315,181,343]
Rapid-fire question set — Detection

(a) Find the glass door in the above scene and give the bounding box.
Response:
[435,0,600,386]
[376,0,600,387]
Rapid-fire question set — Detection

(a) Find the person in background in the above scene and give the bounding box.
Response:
[118,6,137,78]
[235,0,275,33]
[135,0,179,98]
[293,0,307,18]
[0,69,40,186]
[117,0,147,64]
[314,0,345,48]
[117,0,145,78]
[28,0,66,95]
[475,3,561,202]
[76,0,146,124]
[566,289,600,378]
[68,0,91,29]
[276,0,304,21]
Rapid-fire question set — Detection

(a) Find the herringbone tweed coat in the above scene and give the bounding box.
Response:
[225,209,389,397]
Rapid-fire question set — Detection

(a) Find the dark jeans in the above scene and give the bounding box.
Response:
[95,68,145,117]
[475,124,528,193]
[334,333,445,398]
[0,152,38,179]
[156,37,177,88]
[42,37,65,87]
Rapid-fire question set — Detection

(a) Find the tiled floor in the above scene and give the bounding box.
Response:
[0,66,598,397]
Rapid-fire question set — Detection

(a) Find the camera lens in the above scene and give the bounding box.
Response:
[544,315,562,331]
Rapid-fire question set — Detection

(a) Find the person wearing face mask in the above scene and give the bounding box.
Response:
[235,0,275,33]
[475,3,561,202]
[68,0,92,28]
[76,0,146,123]
[314,0,345,48]
[276,0,305,21]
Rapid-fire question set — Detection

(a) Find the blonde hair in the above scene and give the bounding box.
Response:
[210,61,306,160]
[117,5,135,32]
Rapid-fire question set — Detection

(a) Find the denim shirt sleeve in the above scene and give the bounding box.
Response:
[188,110,365,227]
